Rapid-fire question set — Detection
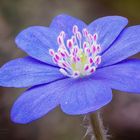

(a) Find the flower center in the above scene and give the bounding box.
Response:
[49,25,101,78]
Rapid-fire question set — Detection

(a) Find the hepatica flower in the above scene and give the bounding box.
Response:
[1,14,140,124]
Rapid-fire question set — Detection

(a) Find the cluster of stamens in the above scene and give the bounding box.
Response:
[49,25,101,78]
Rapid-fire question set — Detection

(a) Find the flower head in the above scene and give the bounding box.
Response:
[1,14,140,124]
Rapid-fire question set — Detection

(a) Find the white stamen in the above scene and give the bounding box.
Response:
[49,25,101,78]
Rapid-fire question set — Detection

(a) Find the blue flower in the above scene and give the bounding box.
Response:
[1,14,140,124]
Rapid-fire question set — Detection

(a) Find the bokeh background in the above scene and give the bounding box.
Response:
[0,0,140,140]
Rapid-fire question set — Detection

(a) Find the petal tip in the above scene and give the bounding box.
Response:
[10,108,33,124]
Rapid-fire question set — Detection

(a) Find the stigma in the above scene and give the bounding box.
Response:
[49,25,101,78]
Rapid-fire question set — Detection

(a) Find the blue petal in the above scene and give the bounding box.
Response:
[11,77,112,123]
[101,26,140,66]
[87,16,128,53]
[15,26,59,65]
[0,57,65,88]
[94,59,140,93]
[50,14,86,37]
[11,82,63,124]
[60,78,112,115]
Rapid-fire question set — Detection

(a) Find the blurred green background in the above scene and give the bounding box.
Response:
[0,0,140,140]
